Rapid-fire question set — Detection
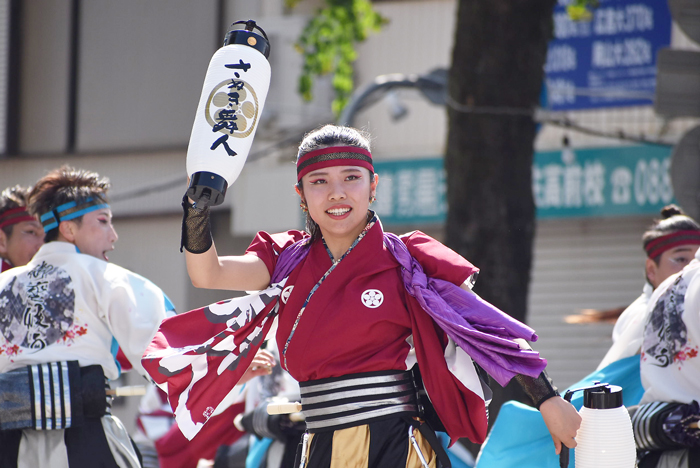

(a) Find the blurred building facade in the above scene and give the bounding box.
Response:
[1,0,699,435]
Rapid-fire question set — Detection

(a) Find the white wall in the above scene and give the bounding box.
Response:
[76,1,218,152]
[353,0,456,159]
[18,0,72,153]
[0,150,186,217]
[109,214,187,312]
[231,157,303,236]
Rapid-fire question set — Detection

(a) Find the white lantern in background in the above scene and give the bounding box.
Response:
[186,20,271,207]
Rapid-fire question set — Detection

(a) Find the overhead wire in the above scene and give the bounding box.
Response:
[112,84,679,203]
[445,94,676,147]
[110,127,308,203]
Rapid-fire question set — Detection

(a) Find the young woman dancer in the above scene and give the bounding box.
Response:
[145,125,581,468]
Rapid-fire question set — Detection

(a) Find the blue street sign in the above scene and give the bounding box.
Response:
[545,0,672,110]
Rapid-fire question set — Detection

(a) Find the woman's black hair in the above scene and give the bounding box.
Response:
[295,125,373,241]
[642,204,700,263]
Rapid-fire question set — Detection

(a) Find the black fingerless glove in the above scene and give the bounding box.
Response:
[514,370,560,409]
[180,194,213,254]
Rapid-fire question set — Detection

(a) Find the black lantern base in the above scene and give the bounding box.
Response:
[187,171,228,208]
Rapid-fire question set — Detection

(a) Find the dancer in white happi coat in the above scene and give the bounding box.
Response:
[613,206,700,468]
[598,205,700,370]
[0,167,170,468]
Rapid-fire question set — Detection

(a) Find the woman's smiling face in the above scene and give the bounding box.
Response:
[298,165,377,245]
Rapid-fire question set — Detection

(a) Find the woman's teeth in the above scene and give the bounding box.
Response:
[327,208,350,215]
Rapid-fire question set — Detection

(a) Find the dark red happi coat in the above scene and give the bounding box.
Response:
[265,224,489,443]
[144,222,526,444]
[142,283,284,440]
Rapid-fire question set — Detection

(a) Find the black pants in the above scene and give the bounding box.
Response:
[297,417,437,468]
[0,418,142,468]
[639,448,700,468]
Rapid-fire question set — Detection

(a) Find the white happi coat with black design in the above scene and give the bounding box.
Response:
[640,249,700,405]
[0,241,170,468]
[597,282,653,370]
[0,241,168,378]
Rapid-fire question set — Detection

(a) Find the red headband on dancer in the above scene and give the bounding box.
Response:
[645,230,700,259]
[0,207,36,230]
[296,146,373,182]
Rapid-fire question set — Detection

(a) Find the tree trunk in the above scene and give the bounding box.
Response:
[445,0,556,452]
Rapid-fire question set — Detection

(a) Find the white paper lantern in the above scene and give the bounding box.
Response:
[186,20,271,207]
[565,383,636,468]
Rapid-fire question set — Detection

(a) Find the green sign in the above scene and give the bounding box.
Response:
[373,158,446,225]
[373,145,674,225]
[533,145,674,218]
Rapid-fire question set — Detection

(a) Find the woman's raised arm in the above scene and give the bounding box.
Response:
[181,193,271,291]
[185,244,271,291]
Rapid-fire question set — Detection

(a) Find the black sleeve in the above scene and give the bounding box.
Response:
[513,370,560,409]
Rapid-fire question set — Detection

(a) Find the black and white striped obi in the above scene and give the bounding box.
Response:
[0,361,108,432]
[296,370,445,468]
[299,370,418,432]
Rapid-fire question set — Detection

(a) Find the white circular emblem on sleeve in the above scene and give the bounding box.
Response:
[281,285,294,304]
[361,289,384,308]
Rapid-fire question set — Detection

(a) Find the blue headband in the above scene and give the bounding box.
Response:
[40,198,109,233]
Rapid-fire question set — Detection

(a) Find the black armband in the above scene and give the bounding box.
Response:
[180,194,213,254]
[514,370,559,409]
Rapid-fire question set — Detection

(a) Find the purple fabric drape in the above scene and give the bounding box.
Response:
[382,232,547,386]
[271,238,311,283]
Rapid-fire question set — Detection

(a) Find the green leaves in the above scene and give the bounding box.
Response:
[292,0,387,117]
[566,0,600,22]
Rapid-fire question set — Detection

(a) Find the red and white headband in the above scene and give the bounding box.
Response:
[0,207,36,230]
[296,146,373,182]
[645,230,700,259]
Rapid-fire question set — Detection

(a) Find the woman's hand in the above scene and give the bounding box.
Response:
[239,349,276,384]
[539,396,581,454]
[182,175,271,291]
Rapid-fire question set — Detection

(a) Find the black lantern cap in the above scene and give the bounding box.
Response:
[583,384,624,409]
[224,20,270,58]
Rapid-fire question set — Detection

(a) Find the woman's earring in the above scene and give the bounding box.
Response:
[369,195,376,204]
[300,202,308,213]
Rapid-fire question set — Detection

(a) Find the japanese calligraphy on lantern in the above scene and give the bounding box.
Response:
[204,59,260,157]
